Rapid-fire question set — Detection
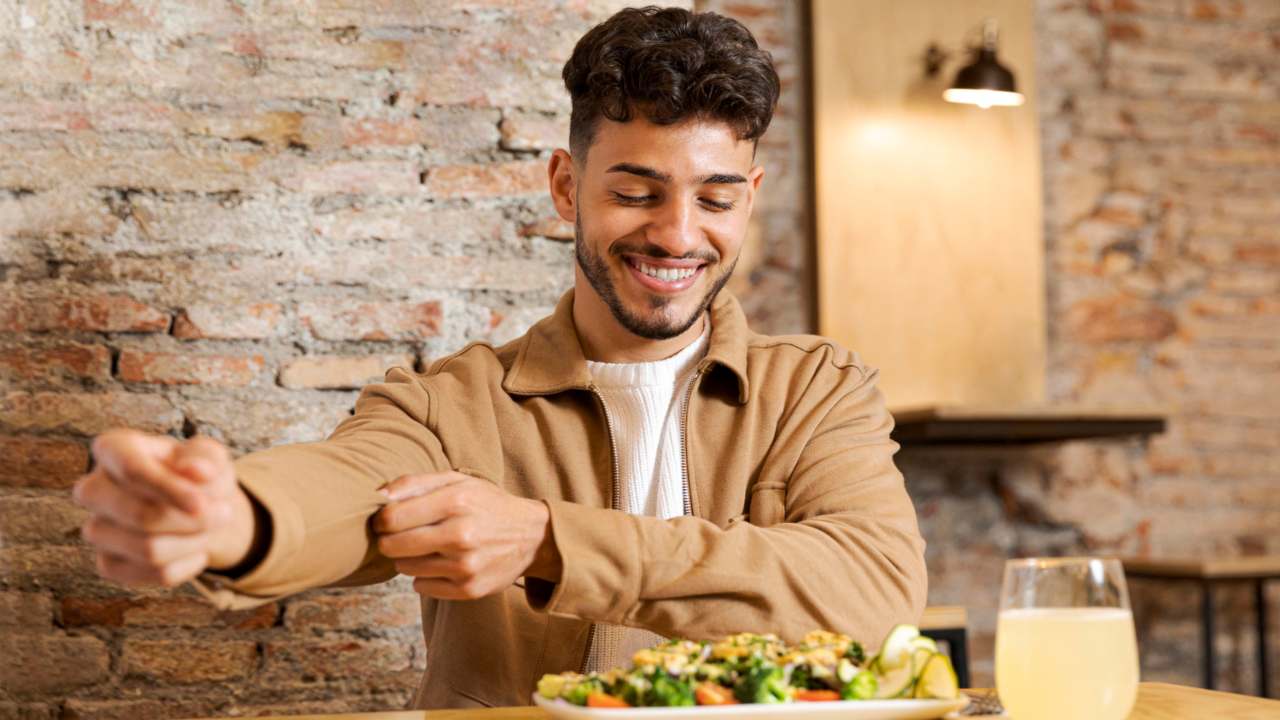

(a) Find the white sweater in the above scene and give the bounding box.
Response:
[581,321,710,673]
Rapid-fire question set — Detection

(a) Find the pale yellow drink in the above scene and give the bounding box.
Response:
[996,607,1138,720]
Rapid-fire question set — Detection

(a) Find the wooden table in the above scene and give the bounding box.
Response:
[217,682,1280,720]
[1123,555,1280,696]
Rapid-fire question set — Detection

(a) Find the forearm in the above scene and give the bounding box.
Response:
[190,369,451,608]
[526,500,927,647]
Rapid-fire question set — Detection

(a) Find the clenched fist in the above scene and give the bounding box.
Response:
[73,429,259,588]
[375,472,562,600]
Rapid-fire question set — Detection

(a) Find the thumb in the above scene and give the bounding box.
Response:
[169,436,237,495]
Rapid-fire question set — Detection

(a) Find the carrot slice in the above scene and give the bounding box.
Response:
[695,683,738,705]
[586,693,630,708]
[795,689,840,702]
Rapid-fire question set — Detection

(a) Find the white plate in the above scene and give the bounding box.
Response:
[532,693,970,720]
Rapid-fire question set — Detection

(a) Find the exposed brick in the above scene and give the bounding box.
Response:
[0,703,55,720]
[300,301,441,341]
[185,110,304,149]
[257,33,407,71]
[173,302,284,340]
[0,545,101,591]
[1064,296,1178,343]
[61,699,219,720]
[263,638,412,682]
[520,215,575,241]
[61,596,279,629]
[2,149,256,194]
[117,350,265,387]
[0,392,182,435]
[417,106,503,155]
[0,497,87,544]
[423,160,546,199]
[0,436,90,488]
[181,393,356,450]
[299,116,425,149]
[500,111,565,151]
[0,593,53,628]
[312,206,504,245]
[0,344,113,384]
[280,159,422,195]
[0,294,168,334]
[0,191,121,238]
[284,593,421,630]
[279,353,415,390]
[0,635,110,695]
[120,640,258,683]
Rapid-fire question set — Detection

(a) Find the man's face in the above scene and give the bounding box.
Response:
[557,116,764,340]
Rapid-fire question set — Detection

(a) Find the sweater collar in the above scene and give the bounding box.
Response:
[502,288,751,404]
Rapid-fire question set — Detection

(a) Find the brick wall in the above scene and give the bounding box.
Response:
[5,0,1275,712]
[0,1,808,717]
[909,0,1280,694]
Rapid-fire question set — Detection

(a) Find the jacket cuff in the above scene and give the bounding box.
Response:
[188,466,306,610]
[524,498,642,624]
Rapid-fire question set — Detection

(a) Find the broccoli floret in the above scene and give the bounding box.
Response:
[844,641,866,665]
[789,664,812,690]
[733,662,790,704]
[564,677,605,706]
[840,670,877,700]
[618,673,649,707]
[646,673,696,707]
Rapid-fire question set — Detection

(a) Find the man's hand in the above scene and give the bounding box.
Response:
[375,472,560,600]
[73,429,257,588]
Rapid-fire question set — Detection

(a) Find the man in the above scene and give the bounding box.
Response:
[73,6,926,709]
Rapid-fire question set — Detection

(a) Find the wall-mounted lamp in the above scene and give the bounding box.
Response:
[926,19,1025,110]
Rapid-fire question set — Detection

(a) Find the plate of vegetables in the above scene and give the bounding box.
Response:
[534,624,968,720]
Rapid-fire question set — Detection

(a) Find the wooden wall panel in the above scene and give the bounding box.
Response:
[812,0,1045,411]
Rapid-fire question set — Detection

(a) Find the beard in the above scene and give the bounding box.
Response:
[574,214,736,340]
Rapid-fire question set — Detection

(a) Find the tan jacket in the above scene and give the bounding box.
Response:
[195,289,927,708]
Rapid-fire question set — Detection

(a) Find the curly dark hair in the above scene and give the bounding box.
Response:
[562,6,780,158]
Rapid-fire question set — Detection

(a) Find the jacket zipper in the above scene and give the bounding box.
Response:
[580,384,621,673]
[679,368,704,517]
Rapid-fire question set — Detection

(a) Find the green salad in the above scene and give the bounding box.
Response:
[537,624,958,708]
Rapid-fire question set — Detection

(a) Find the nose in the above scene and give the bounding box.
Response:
[645,195,701,258]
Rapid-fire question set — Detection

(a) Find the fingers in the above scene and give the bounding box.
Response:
[73,468,207,535]
[91,429,205,515]
[374,477,480,534]
[81,515,209,566]
[378,516,476,558]
[170,436,235,493]
[412,576,482,601]
[378,471,471,503]
[94,549,209,588]
[393,552,459,578]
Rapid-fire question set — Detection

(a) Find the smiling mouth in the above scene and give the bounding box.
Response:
[630,259,701,281]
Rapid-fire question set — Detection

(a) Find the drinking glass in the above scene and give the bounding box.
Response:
[995,557,1139,720]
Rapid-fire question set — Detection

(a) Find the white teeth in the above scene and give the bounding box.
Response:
[637,261,697,282]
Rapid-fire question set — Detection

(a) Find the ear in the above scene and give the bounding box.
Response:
[743,164,766,217]
[547,149,577,223]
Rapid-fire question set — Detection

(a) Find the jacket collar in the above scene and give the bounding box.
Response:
[502,288,751,404]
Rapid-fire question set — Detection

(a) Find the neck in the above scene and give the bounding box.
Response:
[572,273,707,363]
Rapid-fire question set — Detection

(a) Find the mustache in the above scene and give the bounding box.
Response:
[608,241,719,264]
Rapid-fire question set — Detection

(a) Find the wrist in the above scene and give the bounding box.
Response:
[207,486,258,571]
[523,499,561,583]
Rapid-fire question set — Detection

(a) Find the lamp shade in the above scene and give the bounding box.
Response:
[943,20,1025,109]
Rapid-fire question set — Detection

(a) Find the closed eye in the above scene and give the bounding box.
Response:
[700,198,735,212]
[611,192,656,205]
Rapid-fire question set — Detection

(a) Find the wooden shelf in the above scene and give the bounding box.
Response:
[889,405,1168,446]
[1123,556,1280,580]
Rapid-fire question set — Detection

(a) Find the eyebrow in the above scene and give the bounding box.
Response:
[605,163,747,185]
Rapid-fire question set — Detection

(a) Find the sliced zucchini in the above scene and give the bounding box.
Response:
[876,624,920,671]
[913,653,959,700]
